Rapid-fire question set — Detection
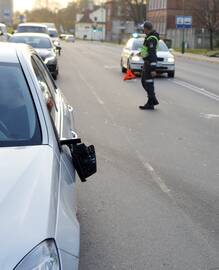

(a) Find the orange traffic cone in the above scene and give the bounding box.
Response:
[123,69,136,81]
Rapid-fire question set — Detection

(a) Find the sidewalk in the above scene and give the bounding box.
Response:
[173,51,219,64]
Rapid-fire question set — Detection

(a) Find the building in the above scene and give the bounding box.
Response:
[75,6,106,41]
[0,0,13,25]
[105,0,135,43]
[147,0,218,49]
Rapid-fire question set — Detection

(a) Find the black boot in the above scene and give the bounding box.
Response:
[139,100,154,110]
[153,96,159,106]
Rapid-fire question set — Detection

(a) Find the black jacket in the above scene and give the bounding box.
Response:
[143,30,160,71]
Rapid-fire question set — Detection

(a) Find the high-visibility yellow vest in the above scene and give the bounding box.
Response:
[140,35,159,58]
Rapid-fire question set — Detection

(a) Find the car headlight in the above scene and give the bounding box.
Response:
[14,239,60,270]
[132,55,141,62]
[167,57,175,63]
[44,55,56,64]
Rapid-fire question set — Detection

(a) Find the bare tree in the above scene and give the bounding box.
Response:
[122,0,147,25]
[187,0,219,49]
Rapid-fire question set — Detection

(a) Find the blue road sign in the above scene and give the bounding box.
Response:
[176,16,192,29]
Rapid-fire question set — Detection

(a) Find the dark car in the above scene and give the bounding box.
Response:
[10,33,59,80]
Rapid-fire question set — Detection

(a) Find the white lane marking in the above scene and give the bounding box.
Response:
[200,113,219,119]
[173,80,219,102]
[135,150,172,198]
[77,70,105,105]
[77,68,171,199]
[92,90,105,105]
[104,65,119,69]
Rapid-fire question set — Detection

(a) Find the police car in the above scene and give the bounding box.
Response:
[121,34,175,78]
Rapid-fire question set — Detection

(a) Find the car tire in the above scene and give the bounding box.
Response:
[121,59,127,73]
[168,71,175,78]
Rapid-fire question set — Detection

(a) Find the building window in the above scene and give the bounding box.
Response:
[149,0,167,10]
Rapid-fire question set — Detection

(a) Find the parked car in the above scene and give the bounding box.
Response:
[10,33,59,79]
[60,34,67,40]
[121,35,175,78]
[41,22,56,29]
[65,34,75,43]
[0,42,96,270]
[17,23,50,35]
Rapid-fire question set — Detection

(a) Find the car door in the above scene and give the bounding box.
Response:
[31,55,79,258]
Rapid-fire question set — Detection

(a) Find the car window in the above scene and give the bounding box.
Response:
[158,41,169,52]
[10,36,52,49]
[133,39,169,52]
[33,55,58,98]
[0,62,41,147]
[31,56,58,125]
[18,26,47,34]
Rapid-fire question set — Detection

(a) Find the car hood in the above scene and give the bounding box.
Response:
[0,145,59,270]
[131,50,174,61]
[157,51,173,58]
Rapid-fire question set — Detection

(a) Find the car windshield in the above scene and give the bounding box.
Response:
[132,39,144,50]
[10,36,52,49]
[49,30,58,38]
[18,26,47,34]
[0,63,41,147]
[133,39,169,52]
[158,41,169,52]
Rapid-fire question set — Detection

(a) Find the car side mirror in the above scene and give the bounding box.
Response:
[60,138,97,182]
[169,48,174,53]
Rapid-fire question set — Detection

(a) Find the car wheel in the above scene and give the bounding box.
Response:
[121,59,127,73]
[168,71,175,78]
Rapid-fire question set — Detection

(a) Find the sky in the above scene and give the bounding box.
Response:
[13,0,71,11]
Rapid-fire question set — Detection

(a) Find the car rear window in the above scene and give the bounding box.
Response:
[18,26,47,34]
[10,36,52,49]
[0,63,41,147]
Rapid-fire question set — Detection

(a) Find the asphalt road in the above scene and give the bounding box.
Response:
[57,41,219,270]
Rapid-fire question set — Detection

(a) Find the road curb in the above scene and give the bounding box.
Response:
[174,53,219,64]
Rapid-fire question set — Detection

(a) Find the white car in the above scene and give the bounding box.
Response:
[17,23,50,35]
[0,43,96,269]
[121,36,175,78]
[65,35,75,43]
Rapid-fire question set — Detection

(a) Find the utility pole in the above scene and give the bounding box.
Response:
[182,0,185,54]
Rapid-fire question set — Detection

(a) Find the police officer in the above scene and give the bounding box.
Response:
[139,21,160,110]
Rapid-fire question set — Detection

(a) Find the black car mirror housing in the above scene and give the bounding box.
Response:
[60,138,97,182]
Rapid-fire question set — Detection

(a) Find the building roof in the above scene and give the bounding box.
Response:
[78,13,94,23]
[77,6,104,24]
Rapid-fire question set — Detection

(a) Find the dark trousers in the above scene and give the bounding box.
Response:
[141,61,156,103]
